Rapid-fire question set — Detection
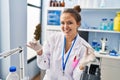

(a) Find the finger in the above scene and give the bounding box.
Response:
[32,38,38,43]
[29,41,37,46]
[82,43,94,50]
[26,44,33,49]
[26,44,31,47]
[83,47,92,57]
[26,42,35,48]
[82,46,89,57]
[83,44,94,55]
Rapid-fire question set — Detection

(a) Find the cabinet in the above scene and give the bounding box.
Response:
[100,57,120,80]
[45,5,120,80]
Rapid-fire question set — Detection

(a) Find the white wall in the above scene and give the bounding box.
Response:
[0,0,11,78]
[0,0,40,79]
[0,0,1,51]
[0,0,1,78]
[0,0,28,79]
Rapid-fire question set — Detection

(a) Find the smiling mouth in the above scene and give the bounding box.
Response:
[64,30,71,33]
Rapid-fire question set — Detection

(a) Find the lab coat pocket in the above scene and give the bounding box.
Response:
[72,47,83,69]
[72,57,79,69]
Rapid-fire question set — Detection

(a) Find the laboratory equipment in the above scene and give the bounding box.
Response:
[80,64,100,80]
[96,44,101,51]
[113,12,120,31]
[94,68,100,80]
[0,46,25,80]
[108,19,113,30]
[6,66,19,80]
[101,18,108,30]
[100,38,107,53]
[109,50,118,56]
[0,47,22,58]
[61,0,65,7]
[80,66,88,80]
[92,40,98,50]
[49,0,53,7]
[104,18,108,30]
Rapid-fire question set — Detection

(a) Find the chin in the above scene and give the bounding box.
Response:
[64,33,72,37]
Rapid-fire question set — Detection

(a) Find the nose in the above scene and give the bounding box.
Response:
[64,23,69,29]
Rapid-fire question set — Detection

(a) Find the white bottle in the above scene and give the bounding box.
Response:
[100,0,105,8]
[6,66,19,80]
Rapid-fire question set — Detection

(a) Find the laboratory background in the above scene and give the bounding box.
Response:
[0,0,120,80]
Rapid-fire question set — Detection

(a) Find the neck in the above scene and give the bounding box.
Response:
[65,34,77,42]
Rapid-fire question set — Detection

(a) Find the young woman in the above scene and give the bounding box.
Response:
[27,5,95,80]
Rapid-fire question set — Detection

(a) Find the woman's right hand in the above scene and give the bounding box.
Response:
[27,39,42,55]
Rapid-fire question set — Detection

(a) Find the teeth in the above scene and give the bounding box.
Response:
[64,28,71,33]
[64,29,69,32]
[65,31,69,33]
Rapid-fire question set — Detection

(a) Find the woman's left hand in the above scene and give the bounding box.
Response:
[79,45,95,70]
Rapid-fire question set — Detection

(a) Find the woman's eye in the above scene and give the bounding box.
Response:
[60,21,73,25]
[61,22,64,25]
[67,22,73,25]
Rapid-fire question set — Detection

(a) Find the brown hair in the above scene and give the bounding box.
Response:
[62,5,81,23]
[34,23,41,41]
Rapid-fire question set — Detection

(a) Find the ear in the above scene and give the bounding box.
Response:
[77,22,81,27]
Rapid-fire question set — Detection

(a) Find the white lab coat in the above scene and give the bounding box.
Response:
[37,32,92,80]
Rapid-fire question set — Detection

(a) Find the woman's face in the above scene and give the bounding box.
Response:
[60,13,80,37]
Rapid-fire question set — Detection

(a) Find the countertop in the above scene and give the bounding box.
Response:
[94,51,120,60]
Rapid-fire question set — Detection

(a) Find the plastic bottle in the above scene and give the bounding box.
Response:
[114,12,120,31]
[100,18,105,30]
[100,18,108,30]
[108,19,113,30]
[96,43,101,51]
[58,1,62,7]
[52,0,56,7]
[61,0,65,7]
[49,0,53,7]
[54,0,58,7]
[6,66,19,80]
[100,0,105,8]
[104,18,108,30]
[92,40,98,50]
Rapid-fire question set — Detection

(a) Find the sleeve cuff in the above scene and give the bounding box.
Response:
[77,66,83,75]
[37,54,44,59]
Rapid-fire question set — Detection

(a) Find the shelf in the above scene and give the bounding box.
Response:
[81,8,120,13]
[46,26,120,33]
[95,51,120,60]
[81,7,120,10]
[78,28,120,33]
[48,7,120,10]
[47,7,120,12]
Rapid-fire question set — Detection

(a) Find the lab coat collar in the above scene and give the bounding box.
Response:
[73,34,83,49]
[61,33,82,49]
